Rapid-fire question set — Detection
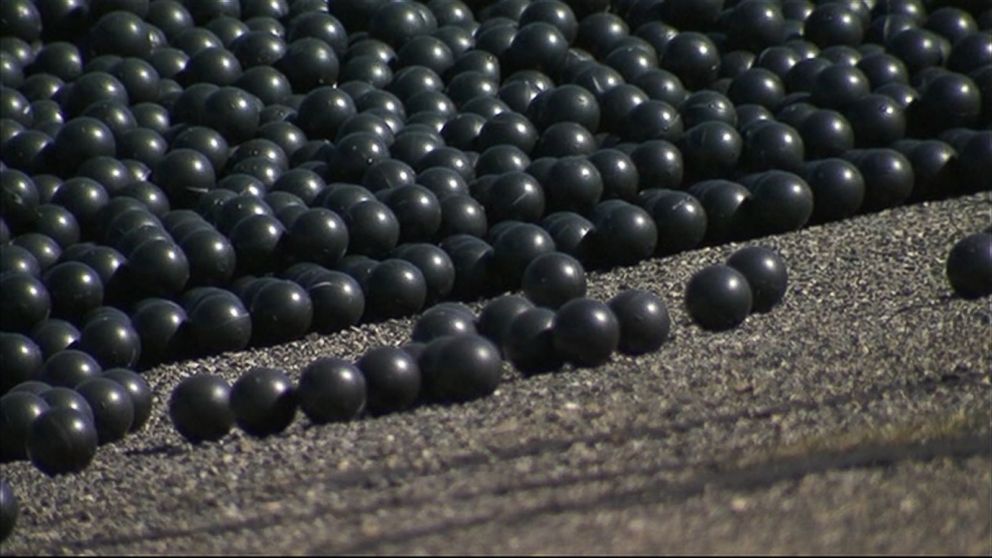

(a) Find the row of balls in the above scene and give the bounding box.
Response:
[168,243,786,444]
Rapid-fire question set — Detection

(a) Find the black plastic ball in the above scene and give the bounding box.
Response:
[297,357,366,424]
[0,272,51,333]
[230,367,297,437]
[685,264,753,331]
[168,374,234,443]
[640,190,708,255]
[364,258,427,321]
[502,306,560,374]
[946,232,992,300]
[521,251,586,309]
[419,334,501,402]
[608,289,670,355]
[100,368,149,432]
[38,386,92,421]
[187,291,251,355]
[410,304,476,343]
[0,391,50,461]
[77,315,141,369]
[726,246,788,313]
[25,407,97,476]
[74,377,133,444]
[357,346,421,414]
[42,261,103,321]
[800,158,865,222]
[551,298,618,368]
[743,170,813,235]
[0,333,44,393]
[130,298,189,367]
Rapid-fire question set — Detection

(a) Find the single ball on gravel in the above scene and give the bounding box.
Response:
[101,368,151,432]
[0,391,50,461]
[230,367,297,438]
[608,289,671,356]
[74,377,134,445]
[726,246,789,313]
[521,252,586,310]
[685,264,754,332]
[0,478,16,542]
[26,408,98,476]
[946,233,992,300]
[298,357,366,424]
[411,305,477,343]
[552,298,619,368]
[357,346,421,415]
[168,374,235,443]
[420,334,502,403]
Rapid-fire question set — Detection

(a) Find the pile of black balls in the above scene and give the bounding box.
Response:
[0,366,150,476]
[2,0,987,389]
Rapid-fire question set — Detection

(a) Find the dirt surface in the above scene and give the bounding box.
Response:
[2,193,990,555]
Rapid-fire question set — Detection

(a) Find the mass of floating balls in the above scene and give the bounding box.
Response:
[1,0,991,543]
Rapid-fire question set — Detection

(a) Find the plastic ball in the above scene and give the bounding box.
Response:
[364,258,427,321]
[74,377,133,445]
[297,357,366,424]
[0,333,44,394]
[608,289,671,355]
[410,304,476,344]
[685,264,753,332]
[0,391,50,461]
[168,374,234,443]
[726,246,789,313]
[420,334,502,402]
[551,298,619,368]
[357,346,421,414]
[946,233,992,300]
[502,307,560,375]
[230,367,297,437]
[26,408,98,476]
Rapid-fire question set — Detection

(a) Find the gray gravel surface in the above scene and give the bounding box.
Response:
[2,193,990,555]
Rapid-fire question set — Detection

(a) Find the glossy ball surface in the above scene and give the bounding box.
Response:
[608,289,671,355]
[502,307,560,375]
[521,252,586,309]
[101,368,151,432]
[298,357,366,424]
[26,408,98,476]
[168,374,234,443]
[552,298,619,367]
[0,333,44,393]
[230,367,297,437]
[946,233,992,300]
[685,264,753,331]
[357,346,421,414]
[726,246,789,313]
[38,349,100,388]
[74,377,134,445]
[0,391,50,461]
[420,334,502,402]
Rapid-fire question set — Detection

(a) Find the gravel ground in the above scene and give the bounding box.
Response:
[2,193,990,555]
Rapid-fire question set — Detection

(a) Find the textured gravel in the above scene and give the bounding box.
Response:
[1,193,990,555]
